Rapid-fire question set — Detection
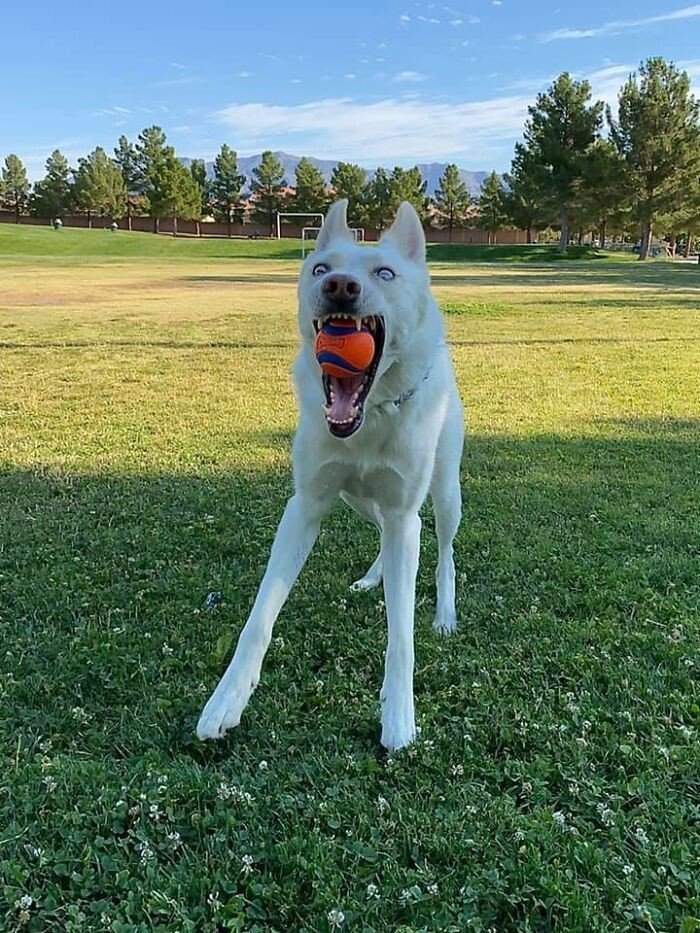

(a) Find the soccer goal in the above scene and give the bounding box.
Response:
[276,211,325,240]
[301,225,365,258]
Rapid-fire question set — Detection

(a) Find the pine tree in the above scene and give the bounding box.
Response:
[135,126,173,232]
[189,158,210,219]
[434,164,471,242]
[250,151,286,235]
[364,167,392,233]
[293,158,328,215]
[171,159,202,234]
[478,171,508,244]
[149,153,202,235]
[330,162,367,227]
[608,57,700,260]
[523,73,604,249]
[32,150,73,218]
[502,143,550,244]
[579,139,629,248]
[388,166,427,219]
[113,135,140,229]
[209,144,246,234]
[72,147,127,225]
[1,154,31,221]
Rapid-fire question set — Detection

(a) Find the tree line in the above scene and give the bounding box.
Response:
[1,57,699,259]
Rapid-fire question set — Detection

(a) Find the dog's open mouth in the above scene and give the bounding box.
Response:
[313,315,386,438]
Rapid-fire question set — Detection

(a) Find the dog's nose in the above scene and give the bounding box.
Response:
[322,273,362,303]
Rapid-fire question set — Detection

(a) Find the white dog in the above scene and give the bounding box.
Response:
[197,199,464,751]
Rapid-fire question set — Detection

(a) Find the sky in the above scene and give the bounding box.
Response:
[2,0,699,178]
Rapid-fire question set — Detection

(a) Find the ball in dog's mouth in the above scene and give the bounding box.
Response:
[317,316,385,438]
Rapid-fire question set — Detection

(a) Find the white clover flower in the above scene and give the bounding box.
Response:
[17,895,34,910]
[258,760,269,771]
[366,883,379,899]
[622,864,634,876]
[426,882,439,896]
[43,776,57,792]
[377,795,390,813]
[634,827,649,845]
[137,841,155,863]
[167,831,182,849]
[552,811,567,827]
[452,763,464,776]
[207,890,222,910]
[161,643,174,656]
[599,807,615,827]
[327,908,345,927]
[241,854,254,876]
[71,706,91,723]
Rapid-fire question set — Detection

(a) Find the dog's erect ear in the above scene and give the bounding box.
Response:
[315,199,353,250]
[381,201,426,264]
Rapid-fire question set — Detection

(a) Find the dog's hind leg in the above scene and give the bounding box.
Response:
[430,401,464,634]
[197,493,328,740]
[341,492,384,591]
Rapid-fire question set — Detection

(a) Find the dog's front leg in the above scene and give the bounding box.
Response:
[380,510,421,751]
[197,494,326,740]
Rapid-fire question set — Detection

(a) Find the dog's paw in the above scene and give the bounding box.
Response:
[350,558,383,592]
[433,608,458,634]
[350,573,382,592]
[380,716,416,752]
[196,685,251,740]
[380,694,416,752]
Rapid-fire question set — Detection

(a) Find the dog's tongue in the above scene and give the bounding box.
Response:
[328,374,363,422]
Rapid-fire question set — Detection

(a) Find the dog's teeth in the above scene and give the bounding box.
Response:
[355,318,362,331]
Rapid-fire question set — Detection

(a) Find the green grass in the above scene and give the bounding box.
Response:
[0,222,642,265]
[1,241,699,932]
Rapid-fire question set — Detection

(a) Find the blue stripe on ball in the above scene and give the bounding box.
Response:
[315,351,363,374]
[323,321,361,337]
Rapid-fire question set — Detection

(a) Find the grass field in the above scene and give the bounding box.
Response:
[1,226,699,932]
[0,222,638,264]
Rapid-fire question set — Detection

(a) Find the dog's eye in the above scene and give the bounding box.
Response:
[375,267,395,281]
[312,263,329,277]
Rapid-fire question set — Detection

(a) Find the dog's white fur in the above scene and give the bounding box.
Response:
[197,200,464,751]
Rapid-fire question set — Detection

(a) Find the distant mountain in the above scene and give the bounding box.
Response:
[182,151,489,198]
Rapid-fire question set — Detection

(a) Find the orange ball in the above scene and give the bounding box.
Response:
[314,319,375,378]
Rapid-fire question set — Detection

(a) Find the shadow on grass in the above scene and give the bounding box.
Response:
[4,335,700,353]
[1,419,698,763]
[431,264,698,290]
[182,274,302,286]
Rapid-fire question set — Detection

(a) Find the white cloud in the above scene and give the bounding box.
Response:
[170,62,186,69]
[467,15,481,24]
[540,3,700,41]
[393,70,429,82]
[450,18,463,25]
[237,71,253,78]
[215,95,531,163]
[400,13,410,23]
[153,75,201,87]
[345,73,357,79]
[93,106,132,117]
